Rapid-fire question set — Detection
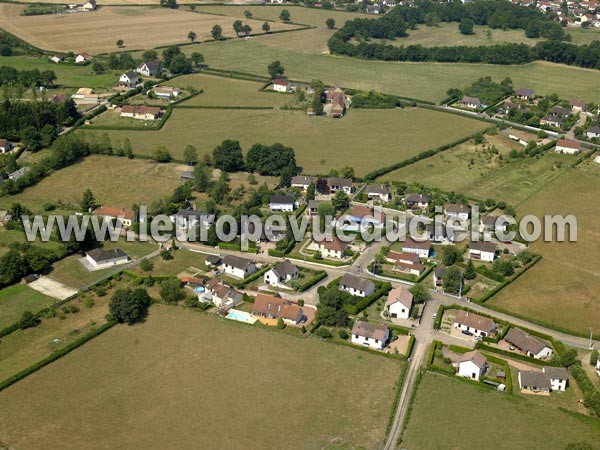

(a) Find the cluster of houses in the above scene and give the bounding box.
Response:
[521,0,600,27]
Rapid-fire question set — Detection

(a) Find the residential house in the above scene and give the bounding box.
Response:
[327,177,353,194]
[458,351,488,381]
[551,106,572,118]
[75,52,93,63]
[50,54,65,64]
[386,287,413,319]
[264,260,299,287]
[120,105,162,121]
[347,204,385,229]
[291,175,317,191]
[339,273,375,298]
[205,255,222,268]
[269,195,297,212]
[252,293,304,325]
[366,184,392,202]
[118,71,139,89]
[433,266,446,288]
[85,248,130,268]
[540,114,564,128]
[312,235,348,259]
[8,167,30,181]
[404,193,430,209]
[570,99,587,113]
[516,88,535,100]
[461,95,482,109]
[365,4,381,14]
[273,79,292,93]
[543,366,568,391]
[0,139,13,154]
[82,0,96,10]
[152,87,182,100]
[444,203,470,221]
[508,129,537,146]
[93,206,136,227]
[479,215,507,235]
[468,241,497,262]
[71,87,99,104]
[308,199,323,214]
[555,139,581,154]
[170,208,215,231]
[505,327,553,359]
[136,60,162,77]
[519,370,550,393]
[401,238,431,259]
[203,278,243,308]
[586,125,600,139]
[330,87,346,118]
[453,310,496,337]
[351,321,389,350]
[386,251,425,276]
[223,255,257,279]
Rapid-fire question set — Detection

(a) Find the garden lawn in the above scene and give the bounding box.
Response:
[81,107,488,176]
[488,168,600,335]
[0,285,57,330]
[191,38,600,103]
[0,305,403,450]
[131,249,207,277]
[401,372,600,449]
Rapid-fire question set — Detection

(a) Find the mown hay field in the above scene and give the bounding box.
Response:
[0,4,300,54]
[82,107,489,176]
[0,305,403,450]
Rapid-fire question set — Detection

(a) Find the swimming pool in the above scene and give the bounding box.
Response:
[226,309,257,325]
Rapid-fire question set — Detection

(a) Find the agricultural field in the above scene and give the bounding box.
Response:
[7,155,185,213]
[0,4,300,54]
[0,306,403,450]
[9,0,228,4]
[401,372,600,449]
[0,55,117,89]
[380,137,578,207]
[252,27,335,54]
[81,107,488,176]
[191,38,600,103]
[488,168,600,335]
[0,284,57,330]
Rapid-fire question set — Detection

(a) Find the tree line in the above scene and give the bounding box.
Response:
[0,66,57,89]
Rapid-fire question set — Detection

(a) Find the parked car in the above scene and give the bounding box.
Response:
[462,330,473,336]
[432,313,437,319]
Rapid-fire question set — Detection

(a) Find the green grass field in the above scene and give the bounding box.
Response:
[401,372,600,449]
[191,38,600,103]
[0,55,117,89]
[380,138,578,207]
[488,168,600,335]
[131,249,207,277]
[0,285,57,329]
[81,107,488,176]
[8,155,185,213]
[0,305,403,449]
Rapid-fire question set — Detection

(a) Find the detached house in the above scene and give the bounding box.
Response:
[366,184,392,202]
[458,351,488,381]
[433,266,446,288]
[118,71,139,89]
[264,260,299,287]
[386,287,413,319]
[586,125,600,139]
[444,203,469,221]
[468,241,497,262]
[555,139,581,154]
[570,99,587,113]
[0,139,13,154]
[351,321,389,350]
[204,279,243,308]
[540,114,564,128]
[386,251,425,276]
[308,199,324,214]
[93,206,136,227]
[479,215,507,235]
[516,88,535,100]
[339,273,375,298]
[327,177,353,194]
[453,310,496,337]
[136,60,162,77]
[85,248,130,269]
[223,255,257,279]
[252,293,304,325]
[82,0,96,11]
[543,366,568,391]
[401,238,431,259]
[518,370,550,394]
[50,54,65,64]
[152,87,182,100]
[120,105,162,121]
[269,195,297,212]
[461,95,482,109]
[75,52,93,63]
[404,193,430,209]
[170,208,215,231]
[312,235,348,259]
[273,79,292,93]
[291,175,317,191]
[505,327,553,359]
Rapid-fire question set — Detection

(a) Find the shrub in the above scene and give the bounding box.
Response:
[338,329,349,340]
[315,327,333,339]
[18,311,39,329]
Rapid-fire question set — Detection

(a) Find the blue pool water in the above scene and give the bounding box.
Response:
[226,309,257,324]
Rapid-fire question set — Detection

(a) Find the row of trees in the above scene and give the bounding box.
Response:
[0,241,66,288]
[0,66,56,89]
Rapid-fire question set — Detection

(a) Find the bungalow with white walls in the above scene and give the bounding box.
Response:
[351,321,389,350]
[458,351,488,381]
[385,287,413,319]
[453,310,496,337]
[223,255,257,279]
[264,260,299,287]
[555,139,581,154]
[468,241,497,262]
[339,273,375,298]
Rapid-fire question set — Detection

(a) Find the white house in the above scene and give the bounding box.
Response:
[351,321,389,350]
[401,238,431,259]
[269,195,297,212]
[0,139,13,154]
[327,177,353,194]
[136,60,162,77]
[85,248,130,269]
[444,203,470,221]
[312,236,348,259]
[458,351,488,381]
[508,129,537,146]
[518,370,550,394]
[453,310,496,337]
[93,206,136,227]
[461,95,482,109]
[170,208,215,231]
[118,71,139,89]
[386,251,425,276]
[516,88,535,100]
[223,255,257,279]
[339,273,375,298]
[291,175,317,191]
[543,366,568,392]
[385,287,413,319]
[203,279,243,308]
[504,327,553,359]
[366,184,392,202]
[570,99,587,113]
[82,0,96,11]
[479,215,508,235]
[468,241,497,262]
[586,126,600,140]
[152,87,182,100]
[404,193,430,209]
[273,79,292,93]
[555,139,581,154]
[50,54,65,64]
[75,52,92,63]
[264,260,299,287]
